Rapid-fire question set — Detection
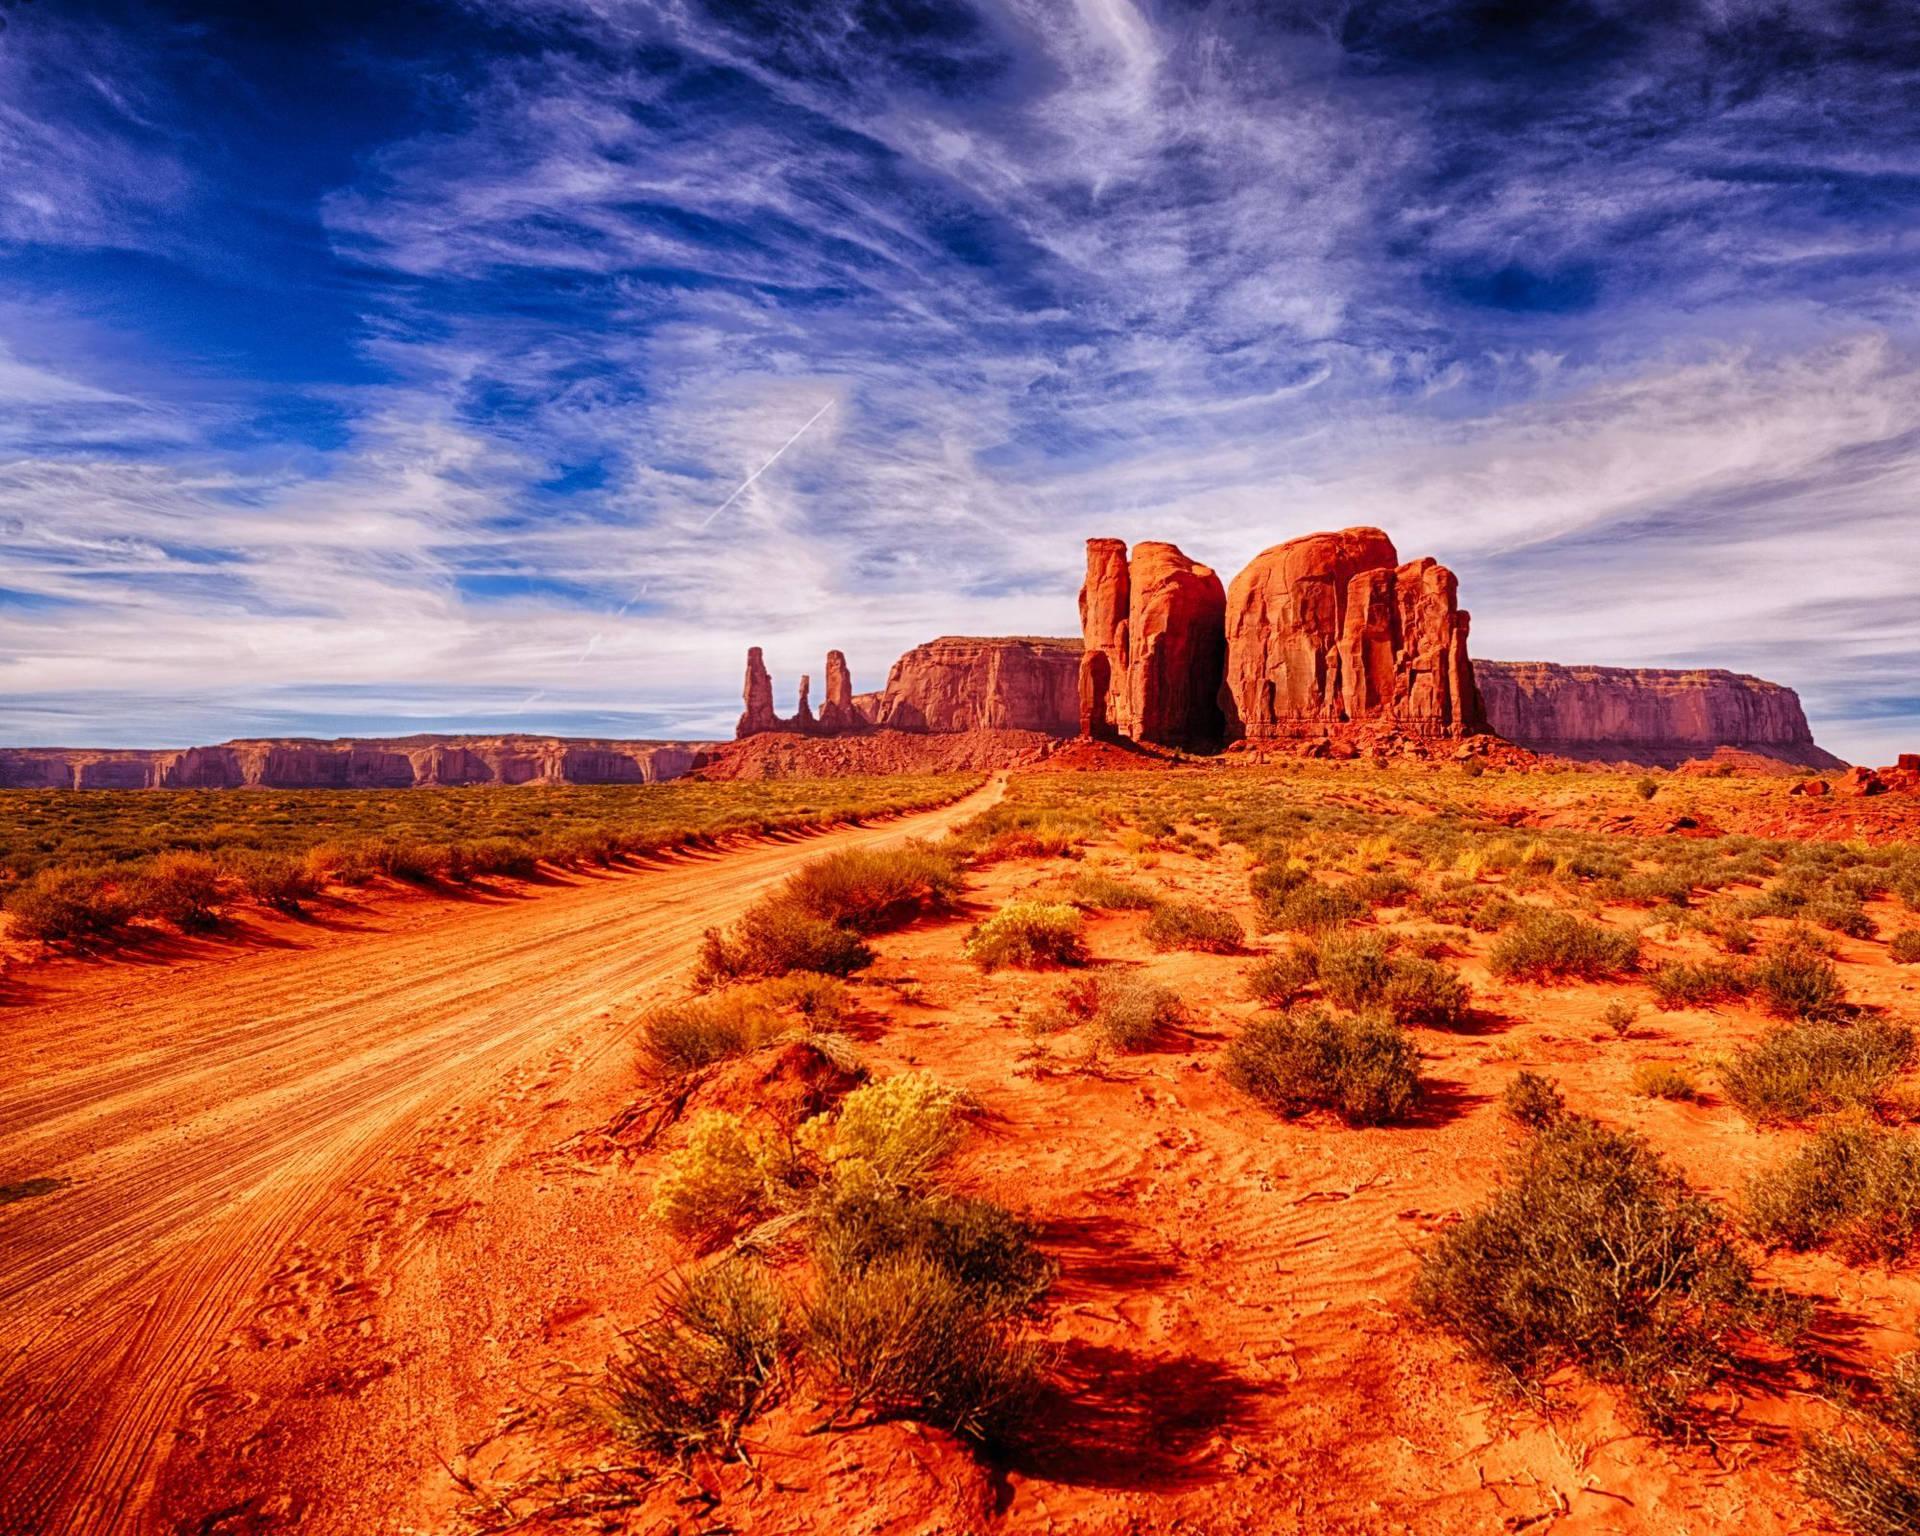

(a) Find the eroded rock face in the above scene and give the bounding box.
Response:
[1473,661,1847,769]
[737,647,780,738]
[1222,527,1483,740]
[1076,539,1226,746]
[874,637,1080,736]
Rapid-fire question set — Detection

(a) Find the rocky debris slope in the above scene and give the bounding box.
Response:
[1220,527,1484,743]
[0,737,715,791]
[1474,661,1847,769]
[696,727,1059,780]
[1077,540,1226,746]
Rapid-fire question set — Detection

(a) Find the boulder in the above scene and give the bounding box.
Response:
[1473,661,1846,770]
[1221,527,1482,740]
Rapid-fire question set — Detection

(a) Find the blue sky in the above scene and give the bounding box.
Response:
[2,0,1917,759]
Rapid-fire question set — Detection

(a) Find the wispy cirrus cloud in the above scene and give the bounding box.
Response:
[2,0,1918,757]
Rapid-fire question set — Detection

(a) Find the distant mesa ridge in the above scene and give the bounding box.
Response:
[6,531,1849,787]
[735,524,1844,771]
[0,735,714,791]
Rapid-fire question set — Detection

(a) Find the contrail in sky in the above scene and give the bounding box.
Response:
[699,398,836,528]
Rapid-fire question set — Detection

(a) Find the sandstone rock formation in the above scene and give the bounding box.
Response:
[818,651,860,733]
[1221,528,1483,741]
[1077,540,1226,746]
[872,637,1079,736]
[738,647,780,738]
[0,737,715,791]
[1472,661,1847,770]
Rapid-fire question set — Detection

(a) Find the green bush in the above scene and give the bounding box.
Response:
[604,1259,787,1461]
[784,841,961,932]
[1223,1005,1421,1126]
[4,865,132,944]
[1719,1020,1914,1125]
[1488,908,1640,983]
[1750,941,1848,1020]
[1264,881,1369,935]
[135,850,225,932]
[1142,899,1243,953]
[1316,932,1469,1026]
[1894,930,1920,965]
[802,1251,1048,1447]
[641,975,848,1074]
[1412,1115,1788,1429]
[1746,1117,1920,1264]
[811,1182,1055,1316]
[1631,1062,1700,1101]
[1649,959,1751,1010]
[1048,869,1158,911]
[696,896,874,986]
[1802,1352,1920,1536]
[1501,1070,1565,1129]
[1245,943,1319,1007]
[226,849,320,912]
[962,902,1087,971]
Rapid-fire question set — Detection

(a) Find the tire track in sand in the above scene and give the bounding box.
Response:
[0,780,999,1536]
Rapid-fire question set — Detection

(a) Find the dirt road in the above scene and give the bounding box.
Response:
[0,780,997,1536]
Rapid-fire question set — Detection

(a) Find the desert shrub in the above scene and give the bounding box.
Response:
[1412,1115,1785,1429]
[1143,899,1243,953]
[1636,776,1659,800]
[1488,908,1640,983]
[1049,870,1158,910]
[1315,932,1469,1026]
[799,1072,965,1187]
[1720,1020,1915,1125]
[1245,943,1319,1007]
[226,849,319,912]
[1802,1352,1920,1536]
[1249,859,1308,910]
[784,842,961,932]
[135,850,224,932]
[1649,959,1751,1011]
[696,896,874,986]
[1751,940,1847,1020]
[1631,1062,1700,1101]
[1894,931,1920,965]
[1602,999,1639,1036]
[448,836,540,882]
[1223,1005,1421,1126]
[650,1112,786,1241]
[1718,917,1758,955]
[367,837,445,884]
[1266,881,1369,935]
[1400,928,1466,960]
[1351,870,1414,908]
[1807,888,1877,940]
[1746,1117,1920,1264]
[604,1259,787,1461]
[802,1251,1048,1446]
[962,902,1086,972]
[3,865,132,944]
[1086,975,1184,1051]
[1416,882,1524,933]
[811,1182,1055,1316]
[641,976,847,1074]
[1502,1070,1565,1129]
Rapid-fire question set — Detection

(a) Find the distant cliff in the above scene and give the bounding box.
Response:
[0,735,716,791]
[1473,661,1846,769]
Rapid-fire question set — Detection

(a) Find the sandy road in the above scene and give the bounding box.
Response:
[0,779,998,1536]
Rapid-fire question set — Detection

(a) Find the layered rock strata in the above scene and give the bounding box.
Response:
[0,737,714,790]
[1473,661,1846,769]
[871,637,1080,736]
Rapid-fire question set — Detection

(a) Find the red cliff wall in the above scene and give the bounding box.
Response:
[1473,661,1846,769]
[873,637,1080,736]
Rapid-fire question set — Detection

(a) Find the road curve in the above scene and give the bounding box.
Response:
[0,778,1000,1536]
